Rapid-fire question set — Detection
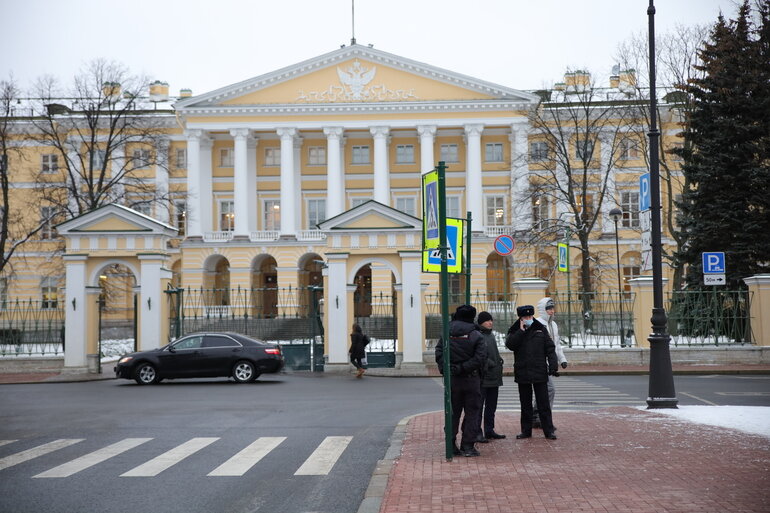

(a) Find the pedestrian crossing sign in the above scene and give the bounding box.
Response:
[422,169,440,249]
[557,242,569,272]
[422,218,463,273]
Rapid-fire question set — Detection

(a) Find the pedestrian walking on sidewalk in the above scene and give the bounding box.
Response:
[532,297,568,429]
[349,323,370,378]
[435,304,487,457]
[476,311,506,441]
[506,305,558,440]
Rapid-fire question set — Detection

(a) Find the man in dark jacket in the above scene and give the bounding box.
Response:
[505,304,558,440]
[477,311,506,440]
[435,304,487,457]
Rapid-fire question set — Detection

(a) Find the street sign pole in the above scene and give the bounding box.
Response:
[437,161,453,461]
[465,211,472,306]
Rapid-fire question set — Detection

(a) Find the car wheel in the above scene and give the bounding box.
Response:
[134,363,159,385]
[233,360,257,383]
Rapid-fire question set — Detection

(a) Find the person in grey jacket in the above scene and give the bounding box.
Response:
[533,297,568,428]
[476,311,506,440]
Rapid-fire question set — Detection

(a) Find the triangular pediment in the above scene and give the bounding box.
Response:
[318,201,421,231]
[176,45,538,110]
[56,204,177,236]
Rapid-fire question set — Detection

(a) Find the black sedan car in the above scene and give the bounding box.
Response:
[114,332,284,385]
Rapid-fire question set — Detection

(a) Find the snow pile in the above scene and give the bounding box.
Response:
[640,405,770,438]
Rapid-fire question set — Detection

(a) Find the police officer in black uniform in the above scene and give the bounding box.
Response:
[435,304,487,457]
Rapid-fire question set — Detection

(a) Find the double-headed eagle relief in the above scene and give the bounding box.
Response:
[295,59,418,103]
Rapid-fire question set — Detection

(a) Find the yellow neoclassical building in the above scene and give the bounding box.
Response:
[2,44,696,372]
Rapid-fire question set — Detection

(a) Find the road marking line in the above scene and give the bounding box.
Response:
[0,439,83,471]
[33,438,153,478]
[680,391,718,405]
[121,437,219,477]
[208,437,286,477]
[294,436,352,476]
[0,440,17,448]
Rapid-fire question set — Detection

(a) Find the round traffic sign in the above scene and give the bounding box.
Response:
[494,235,515,256]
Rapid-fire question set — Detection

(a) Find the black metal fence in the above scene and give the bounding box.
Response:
[0,299,65,356]
[667,289,753,346]
[551,292,636,348]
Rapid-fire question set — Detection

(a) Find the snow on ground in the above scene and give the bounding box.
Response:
[639,405,770,438]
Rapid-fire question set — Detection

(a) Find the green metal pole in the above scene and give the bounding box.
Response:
[465,211,472,306]
[566,227,572,347]
[438,161,453,461]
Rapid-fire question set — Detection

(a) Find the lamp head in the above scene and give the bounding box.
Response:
[609,208,623,223]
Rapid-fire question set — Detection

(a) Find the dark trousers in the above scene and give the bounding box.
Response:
[451,375,482,447]
[350,356,365,369]
[518,381,554,436]
[480,386,500,435]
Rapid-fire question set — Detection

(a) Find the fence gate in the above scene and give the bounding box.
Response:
[355,291,397,368]
[165,285,324,371]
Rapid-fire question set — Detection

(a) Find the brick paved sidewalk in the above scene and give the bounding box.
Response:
[378,407,770,513]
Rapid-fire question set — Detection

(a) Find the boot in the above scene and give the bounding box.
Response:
[356,368,364,378]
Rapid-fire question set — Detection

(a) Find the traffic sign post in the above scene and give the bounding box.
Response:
[422,218,464,273]
[494,234,515,256]
[702,252,726,286]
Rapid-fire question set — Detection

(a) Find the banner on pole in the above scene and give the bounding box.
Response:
[422,169,440,249]
[422,218,464,273]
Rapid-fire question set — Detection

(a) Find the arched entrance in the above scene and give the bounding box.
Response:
[351,262,397,368]
[250,255,277,318]
[95,263,138,355]
[298,253,324,317]
[486,253,512,301]
[203,255,231,316]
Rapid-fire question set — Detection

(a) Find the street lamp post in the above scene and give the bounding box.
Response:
[609,208,625,347]
[646,0,678,408]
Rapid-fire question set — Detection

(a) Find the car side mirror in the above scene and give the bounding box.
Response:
[168,345,176,353]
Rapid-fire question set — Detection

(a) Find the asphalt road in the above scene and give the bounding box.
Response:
[1,372,768,513]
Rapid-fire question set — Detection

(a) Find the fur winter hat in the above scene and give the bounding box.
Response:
[516,305,535,317]
[454,304,477,323]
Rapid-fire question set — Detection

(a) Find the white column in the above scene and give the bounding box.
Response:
[326,253,350,365]
[294,136,303,231]
[154,140,170,224]
[399,251,425,364]
[139,255,167,350]
[510,122,531,231]
[464,124,484,228]
[231,128,250,238]
[277,127,297,237]
[370,126,390,205]
[185,130,202,238]
[417,125,437,174]
[340,136,347,209]
[247,135,258,234]
[63,255,87,368]
[199,136,213,233]
[324,127,344,217]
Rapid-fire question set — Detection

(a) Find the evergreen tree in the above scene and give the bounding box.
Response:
[676,1,770,289]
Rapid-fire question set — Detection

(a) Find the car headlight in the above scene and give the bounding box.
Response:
[118,356,133,364]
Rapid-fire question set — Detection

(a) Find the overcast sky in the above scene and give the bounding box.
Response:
[1,0,739,97]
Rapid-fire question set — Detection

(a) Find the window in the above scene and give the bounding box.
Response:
[175,148,187,169]
[530,142,549,162]
[307,198,326,228]
[440,144,458,163]
[130,201,152,217]
[485,195,506,226]
[174,200,186,236]
[395,197,416,216]
[173,336,203,350]
[264,200,280,230]
[446,196,461,219]
[41,154,59,173]
[532,196,550,229]
[220,148,234,167]
[203,335,240,348]
[619,137,639,160]
[352,145,370,164]
[91,149,106,170]
[308,146,326,165]
[620,191,640,228]
[622,259,641,293]
[41,277,58,309]
[40,206,56,240]
[132,149,151,169]
[219,200,234,231]
[396,145,415,164]
[485,143,504,163]
[575,139,595,160]
[265,147,281,166]
[351,197,370,208]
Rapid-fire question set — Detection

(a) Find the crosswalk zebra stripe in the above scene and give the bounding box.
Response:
[120,437,219,477]
[294,436,352,476]
[0,439,84,471]
[208,437,286,477]
[0,440,17,448]
[33,438,153,478]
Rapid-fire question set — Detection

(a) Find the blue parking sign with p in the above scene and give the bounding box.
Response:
[639,173,651,212]
[702,252,725,274]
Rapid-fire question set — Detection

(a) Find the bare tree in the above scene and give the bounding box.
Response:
[524,70,647,309]
[30,59,173,219]
[614,24,709,290]
[0,76,57,277]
